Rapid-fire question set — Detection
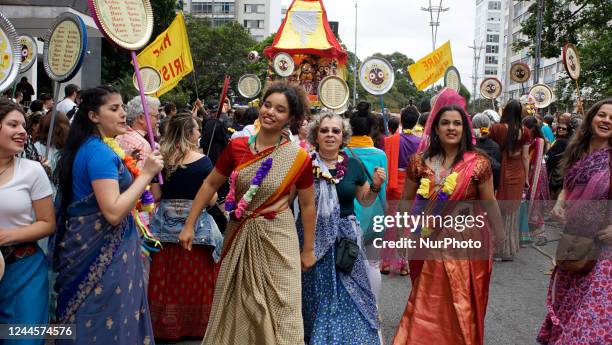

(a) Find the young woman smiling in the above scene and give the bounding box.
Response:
[180,81,316,345]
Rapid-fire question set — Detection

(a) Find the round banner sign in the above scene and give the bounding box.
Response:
[18,35,37,73]
[444,66,461,92]
[480,77,502,100]
[237,74,262,99]
[132,66,161,95]
[359,57,394,95]
[318,76,349,110]
[43,13,87,82]
[0,12,21,93]
[562,43,580,81]
[510,62,530,83]
[272,52,295,77]
[529,84,553,108]
[88,0,154,51]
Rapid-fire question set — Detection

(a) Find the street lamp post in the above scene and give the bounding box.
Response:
[353,1,358,106]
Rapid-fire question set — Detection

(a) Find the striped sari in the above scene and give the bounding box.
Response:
[202,141,310,345]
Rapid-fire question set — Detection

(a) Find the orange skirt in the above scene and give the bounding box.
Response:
[387,170,407,201]
[393,259,492,345]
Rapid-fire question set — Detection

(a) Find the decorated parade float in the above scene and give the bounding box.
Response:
[263,0,348,106]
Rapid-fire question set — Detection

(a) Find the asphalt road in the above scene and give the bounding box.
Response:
[167,225,561,345]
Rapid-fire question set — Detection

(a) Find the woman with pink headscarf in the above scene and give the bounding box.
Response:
[393,88,503,345]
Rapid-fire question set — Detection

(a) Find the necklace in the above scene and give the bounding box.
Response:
[0,156,15,177]
[251,133,282,154]
[430,155,452,185]
[312,151,348,184]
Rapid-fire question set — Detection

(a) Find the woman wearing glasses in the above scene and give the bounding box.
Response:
[546,123,573,199]
[298,111,385,344]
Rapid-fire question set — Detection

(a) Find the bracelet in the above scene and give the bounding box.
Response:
[370,184,381,193]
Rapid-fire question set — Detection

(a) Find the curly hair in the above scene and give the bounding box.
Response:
[307,111,352,150]
[262,81,310,130]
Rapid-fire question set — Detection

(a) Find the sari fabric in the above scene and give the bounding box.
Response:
[394,152,494,345]
[344,146,387,242]
[526,138,550,232]
[537,148,611,345]
[202,142,310,345]
[52,162,154,345]
[296,153,380,345]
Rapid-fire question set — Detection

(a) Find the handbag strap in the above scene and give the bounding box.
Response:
[346,147,387,210]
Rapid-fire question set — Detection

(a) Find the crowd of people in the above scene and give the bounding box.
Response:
[0,81,610,345]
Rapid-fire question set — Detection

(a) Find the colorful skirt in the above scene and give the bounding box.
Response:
[148,244,219,340]
[537,247,612,344]
[303,249,380,345]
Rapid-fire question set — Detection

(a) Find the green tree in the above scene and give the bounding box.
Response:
[512,0,612,102]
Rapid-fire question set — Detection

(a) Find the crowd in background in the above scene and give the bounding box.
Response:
[0,81,610,345]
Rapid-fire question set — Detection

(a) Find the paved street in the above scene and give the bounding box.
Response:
[168,225,561,345]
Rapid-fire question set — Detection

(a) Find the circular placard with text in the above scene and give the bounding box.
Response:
[237,74,262,99]
[510,62,530,83]
[444,66,461,92]
[359,57,394,95]
[132,66,161,95]
[318,76,349,110]
[43,13,87,82]
[18,35,37,73]
[0,12,21,93]
[480,77,502,100]
[562,43,580,81]
[529,84,553,108]
[88,0,154,51]
[272,52,295,77]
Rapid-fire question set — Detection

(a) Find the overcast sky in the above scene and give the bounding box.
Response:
[280,0,477,91]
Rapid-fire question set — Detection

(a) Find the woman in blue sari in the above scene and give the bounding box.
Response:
[52,86,164,344]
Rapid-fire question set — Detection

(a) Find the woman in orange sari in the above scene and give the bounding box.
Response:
[393,103,503,345]
[179,82,317,345]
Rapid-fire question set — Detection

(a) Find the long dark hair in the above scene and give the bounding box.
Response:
[562,98,612,173]
[500,99,523,153]
[522,116,544,140]
[262,81,309,130]
[56,85,120,212]
[423,105,476,166]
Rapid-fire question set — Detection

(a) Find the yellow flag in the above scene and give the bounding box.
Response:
[136,12,193,97]
[408,41,453,91]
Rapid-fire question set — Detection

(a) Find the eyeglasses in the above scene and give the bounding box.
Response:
[319,127,342,135]
[558,127,568,131]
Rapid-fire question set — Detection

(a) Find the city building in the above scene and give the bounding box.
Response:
[473,0,506,101]
[0,0,102,99]
[182,0,282,41]
[500,0,571,102]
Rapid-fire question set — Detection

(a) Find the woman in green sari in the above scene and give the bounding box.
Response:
[180,81,316,345]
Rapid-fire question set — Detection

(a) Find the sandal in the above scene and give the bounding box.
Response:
[399,267,410,276]
[380,265,391,275]
[535,237,548,247]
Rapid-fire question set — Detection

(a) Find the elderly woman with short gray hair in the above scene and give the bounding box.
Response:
[296,111,383,344]
[116,95,161,169]
[473,113,501,190]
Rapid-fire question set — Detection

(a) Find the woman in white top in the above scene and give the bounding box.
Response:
[0,100,55,343]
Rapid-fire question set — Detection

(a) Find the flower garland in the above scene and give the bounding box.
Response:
[480,127,490,136]
[414,171,459,237]
[402,128,414,135]
[311,151,348,184]
[102,137,160,255]
[225,157,274,220]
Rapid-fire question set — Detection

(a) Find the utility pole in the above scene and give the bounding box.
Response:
[421,0,450,52]
[353,1,358,106]
[533,0,544,84]
[469,41,485,113]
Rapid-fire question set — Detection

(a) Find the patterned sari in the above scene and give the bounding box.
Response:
[521,138,550,242]
[202,142,310,345]
[537,148,611,345]
[51,163,154,344]
[394,152,494,345]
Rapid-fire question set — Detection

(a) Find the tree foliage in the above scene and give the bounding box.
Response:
[512,0,612,102]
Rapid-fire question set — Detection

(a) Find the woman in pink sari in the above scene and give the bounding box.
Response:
[522,116,550,246]
[538,98,612,345]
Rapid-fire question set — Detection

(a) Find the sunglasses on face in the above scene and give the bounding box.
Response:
[319,127,342,135]
[558,127,567,131]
